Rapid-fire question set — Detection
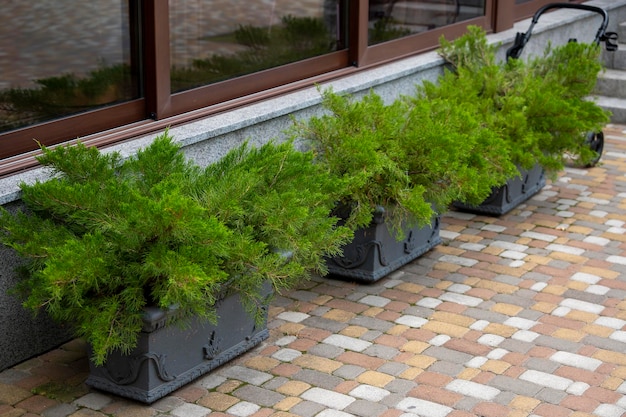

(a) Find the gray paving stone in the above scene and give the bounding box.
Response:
[73,393,112,410]
[377,362,410,377]
[294,369,344,390]
[171,403,212,417]
[524,357,560,373]
[289,400,326,417]
[233,385,286,407]
[42,403,79,417]
[424,346,474,365]
[362,344,399,360]
[303,316,349,333]
[535,387,568,404]
[427,360,465,377]
[333,364,366,379]
[344,399,389,417]
[350,316,395,332]
[219,365,273,385]
[534,335,582,353]
[308,343,345,359]
[384,378,417,394]
[489,375,543,397]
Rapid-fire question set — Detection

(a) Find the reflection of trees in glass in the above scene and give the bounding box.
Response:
[171,15,336,92]
[0,64,133,132]
[370,17,412,45]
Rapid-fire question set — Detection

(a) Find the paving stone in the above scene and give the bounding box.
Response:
[349,384,390,401]
[233,384,286,407]
[446,379,501,401]
[395,397,453,417]
[344,399,389,416]
[519,370,573,390]
[300,387,355,410]
[323,334,372,352]
[42,403,79,417]
[294,369,344,390]
[170,403,211,417]
[550,351,603,371]
[226,401,260,417]
[219,366,273,385]
[73,393,112,411]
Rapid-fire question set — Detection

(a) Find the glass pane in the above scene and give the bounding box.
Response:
[369,0,486,45]
[170,0,346,93]
[0,1,140,134]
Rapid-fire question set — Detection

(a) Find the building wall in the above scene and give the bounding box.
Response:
[1,0,625,370]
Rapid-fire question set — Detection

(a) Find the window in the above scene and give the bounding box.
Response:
[0,1,143,160]
[3,0,577,174]
[368,0,486,45]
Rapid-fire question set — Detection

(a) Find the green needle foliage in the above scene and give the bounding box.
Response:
[290,86,516,237]
[0,132,350,365]
[435,25,610,174]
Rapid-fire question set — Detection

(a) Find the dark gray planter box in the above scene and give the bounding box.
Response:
[85,285,271,404]
[326,209,441,283]
[453,164,546,216]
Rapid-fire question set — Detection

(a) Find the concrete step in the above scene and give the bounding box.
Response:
[593,95,626,123]
[594,68,626,98]
[601,43,626,71]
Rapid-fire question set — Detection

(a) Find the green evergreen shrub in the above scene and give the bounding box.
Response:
[0,132,351,365]
[290,87,516,237]
[432,25,610,173]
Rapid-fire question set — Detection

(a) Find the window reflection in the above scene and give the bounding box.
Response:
[369,0,485,45]
[170,0,346,93]
[0,1,139,134]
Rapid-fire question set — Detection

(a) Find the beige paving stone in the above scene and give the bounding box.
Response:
[601,376,623,391]
[532,301,558,314]
[277,322,306,336]
[356,370,395,387]
[582,324,614,338]
[245,356,281,372]
[362,307,384,318]
[422,320,469,338]
[552,328,586,342]
[216,380,244,393]
[549,252,587,264]
[114,404,157,417]
[457,368,481,380]
[387,324,410,336]
[323,308,356,322]
[312,295,333,305]
[524,254,553,265]
[580,266,619,280]
[541,284,568,295]
[340,325,369,338]
[483,323,517,337]
[565,310,598,324]
[292,354,342,373]
[566,281,589,291]
[491,303,524,316]
[276,381,311,396]
[434,262,462,272]
[0,383,32,405]
[395,282,425,294]
[400,340,430,354]
[399,367,424,380]
[481,359,511,374]
[274,397,302,411]
[431,311,475,327]
[403,354,437,369]
[197,392,239,411]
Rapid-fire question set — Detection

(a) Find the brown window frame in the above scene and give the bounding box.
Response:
[0,0,590,177]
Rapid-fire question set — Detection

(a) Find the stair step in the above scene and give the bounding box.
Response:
[593,95,626,123]
[618,21,626,42]
[594,69,626,98]
[602,43,626,71]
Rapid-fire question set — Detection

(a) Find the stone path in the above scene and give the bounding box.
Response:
[3,124,626,416]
